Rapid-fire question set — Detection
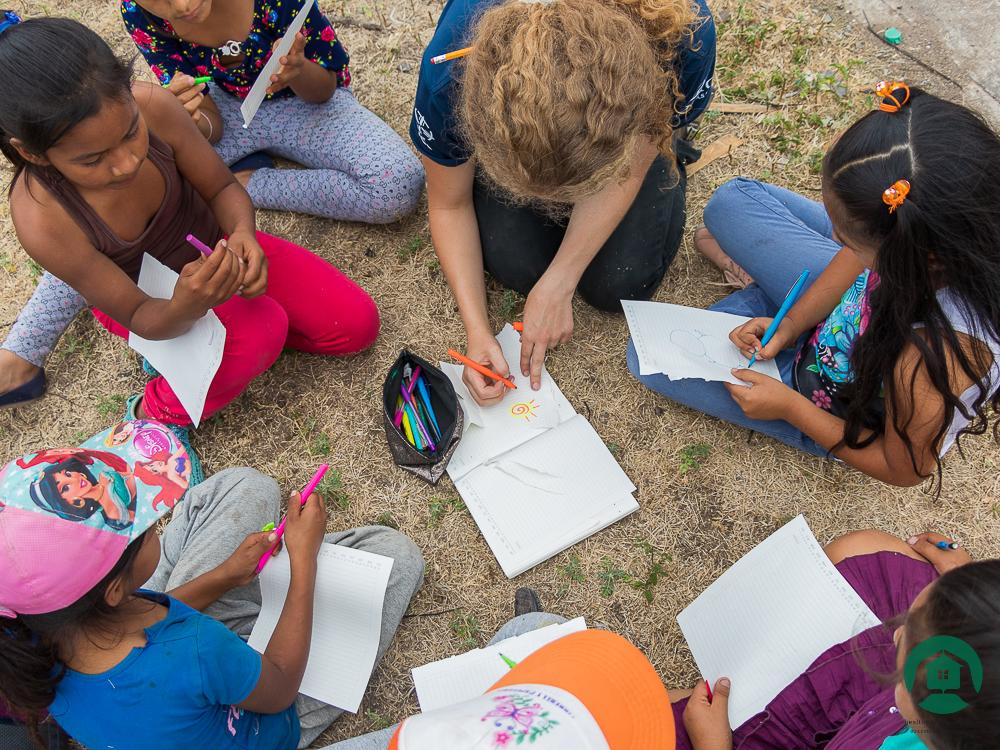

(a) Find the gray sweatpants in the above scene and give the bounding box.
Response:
[320,612,569,750]
[144,467,425,749]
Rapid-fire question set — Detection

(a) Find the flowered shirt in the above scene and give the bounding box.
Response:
[120,0,350,101]
[795,269,884,419]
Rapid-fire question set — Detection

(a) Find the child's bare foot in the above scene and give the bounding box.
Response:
[233,169,254,189]
[694,225,754,289]
[0,350,41,394]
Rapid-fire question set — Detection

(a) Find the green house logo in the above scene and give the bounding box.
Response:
[904,635,984,714]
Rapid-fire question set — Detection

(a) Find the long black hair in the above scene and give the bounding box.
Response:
[824,87,1000,484]
[0,15,134,190]
[905,560,1000,749]
[0,532,147,746]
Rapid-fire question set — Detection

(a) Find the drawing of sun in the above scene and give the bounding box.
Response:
[510,400,541,421]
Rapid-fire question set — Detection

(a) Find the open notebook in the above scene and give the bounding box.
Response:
[442,326,638,578]
[247,543,393,712]
[677,515,881,727]
[412,617,588,711]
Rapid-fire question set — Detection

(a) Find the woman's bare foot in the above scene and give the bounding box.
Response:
[233,169,254,188]
[694,226,754,289]
[0,350,41,395]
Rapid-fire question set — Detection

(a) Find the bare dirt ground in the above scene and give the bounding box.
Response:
[2,0,998,745]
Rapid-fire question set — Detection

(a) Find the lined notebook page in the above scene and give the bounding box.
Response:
[247,543,393,712]
[455,415,638,577]
[412,618,588,711]
[677,515,881,727]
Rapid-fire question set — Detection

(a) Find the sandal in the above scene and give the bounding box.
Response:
[0,369,46,410]
[693,225,754,289]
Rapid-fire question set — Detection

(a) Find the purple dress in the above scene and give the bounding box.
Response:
[673,552,938,749]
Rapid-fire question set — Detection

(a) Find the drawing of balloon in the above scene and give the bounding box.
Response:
[510,400,540,421]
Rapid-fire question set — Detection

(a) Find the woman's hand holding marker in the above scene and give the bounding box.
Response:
[683,677,734,750]
[729,315,799,361]
[172,238,245,318]
[462,329,514,406]
[266,32,307,96]
[907,532,974,575]
[164,73,208,124]
[226,230,269,298]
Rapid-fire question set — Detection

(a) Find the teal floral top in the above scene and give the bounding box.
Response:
[795,269,883,419]
[120,0,350,100]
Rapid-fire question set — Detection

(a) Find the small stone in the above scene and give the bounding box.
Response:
[397,61,413,73]
[821,13,832,22]
[884,27,903,45]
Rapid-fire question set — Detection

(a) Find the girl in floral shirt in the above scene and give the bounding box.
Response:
[629,84,1000,488]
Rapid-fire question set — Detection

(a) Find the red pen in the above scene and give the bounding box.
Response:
[256,464,329,573]
[705,679,714,703]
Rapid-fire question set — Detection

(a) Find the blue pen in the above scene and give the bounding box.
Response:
[936,541,960,550]
[415,376,442,439]
[748,269,811,368]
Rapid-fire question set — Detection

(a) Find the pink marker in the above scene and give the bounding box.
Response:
[256,464,330,573]
[186,233,214,257]
[393,365,422,428]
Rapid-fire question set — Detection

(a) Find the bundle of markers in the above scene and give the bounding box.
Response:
[394,363,442,453]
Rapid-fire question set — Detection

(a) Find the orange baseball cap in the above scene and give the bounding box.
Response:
[390,630,675,749]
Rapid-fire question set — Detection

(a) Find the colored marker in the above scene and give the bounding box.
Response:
[405,403,425,450]
[936,541,960,550]
[747,269,810,368]
[186,233,214,257]
[447,349,517,390]
[499,653,517,670]
[162,75,213,86]
[705,680,714,703]
[416,376,442,439]
[430,46,473,64]
[512,322,524,332]
[401,409,416,446]
[260,521,276,533]
[401,382,436,450]
[257,464,329,573]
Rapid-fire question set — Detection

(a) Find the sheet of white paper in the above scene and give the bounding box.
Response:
[443,325,576,480]
[455,415,638,577]
[127,254,225,427]
[247,543,393,712]
[240,0,315,128]
[412,617,588,711]
[623,300,782,385]
[677,515,881,727]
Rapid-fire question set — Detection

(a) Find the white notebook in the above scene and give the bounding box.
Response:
[128,253,226,426]
[247,543,393,712]
[412,618,588,711]
[443,327,638,578]
[623,300,781,384]
[677,515,881,727]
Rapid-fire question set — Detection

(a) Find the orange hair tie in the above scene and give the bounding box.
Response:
[882,179,910,213]
[876,80,911,112]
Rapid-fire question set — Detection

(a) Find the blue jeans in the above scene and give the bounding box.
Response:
[626,178,843,457]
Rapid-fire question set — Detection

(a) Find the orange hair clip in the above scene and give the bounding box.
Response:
[882,179,910,213]
[876,80,911,112]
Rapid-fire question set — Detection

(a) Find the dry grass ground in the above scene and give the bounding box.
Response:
[2,0,998,745]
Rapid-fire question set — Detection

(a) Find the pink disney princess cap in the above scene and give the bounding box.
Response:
[0,420,191,617]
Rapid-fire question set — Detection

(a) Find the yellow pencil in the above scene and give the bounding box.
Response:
[430,46,473,65]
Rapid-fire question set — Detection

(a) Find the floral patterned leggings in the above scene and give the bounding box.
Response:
[2,87,423,368]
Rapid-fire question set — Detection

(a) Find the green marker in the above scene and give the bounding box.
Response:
[499,653,517,670]
[261,522,276,533]
[162,75,213,87]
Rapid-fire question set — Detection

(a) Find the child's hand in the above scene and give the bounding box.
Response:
[907,532,974,574]
[282,491,327,569]
[729,317,797,360]
[683,678,733,750]
[266,33,307,95]
[173,239,245,316]
[220,531,281,587]
[165,73,208,124]
[225,230,268,298]
[724,369,800,421]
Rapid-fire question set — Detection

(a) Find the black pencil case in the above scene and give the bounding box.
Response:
[382,350,463,484]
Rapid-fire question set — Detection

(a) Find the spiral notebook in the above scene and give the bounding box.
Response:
[442,326,638,578]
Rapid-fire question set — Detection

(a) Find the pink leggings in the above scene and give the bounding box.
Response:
[94,232,379,426]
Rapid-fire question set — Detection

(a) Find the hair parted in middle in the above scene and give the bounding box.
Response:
[459,0,697,205]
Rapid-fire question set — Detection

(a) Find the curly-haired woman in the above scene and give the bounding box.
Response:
[412,0,715,403]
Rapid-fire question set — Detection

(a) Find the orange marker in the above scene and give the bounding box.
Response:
[512,322,524,332]
[447,349,517,390]
[430,46,473,64]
